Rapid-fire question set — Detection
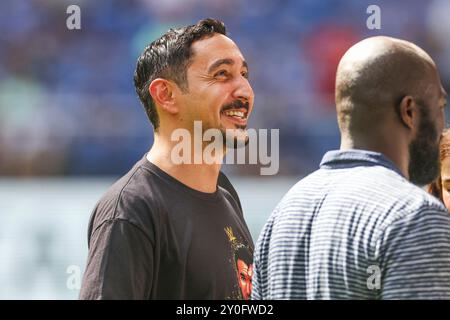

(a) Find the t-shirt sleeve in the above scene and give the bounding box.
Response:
[376,205,450,299]
[79,219,154,299]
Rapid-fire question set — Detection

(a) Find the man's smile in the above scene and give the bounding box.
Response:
[221,107,248,126]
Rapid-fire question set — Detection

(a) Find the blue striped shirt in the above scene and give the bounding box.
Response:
[252,149,450,299]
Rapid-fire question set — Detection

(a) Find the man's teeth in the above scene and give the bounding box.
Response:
[224,110,246,119]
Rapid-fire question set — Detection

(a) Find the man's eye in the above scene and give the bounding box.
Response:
[214,70,229,78]
[241,71,249,79]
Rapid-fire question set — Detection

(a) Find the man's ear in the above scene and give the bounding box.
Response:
[398,95,418,131]
[149,78,179,114]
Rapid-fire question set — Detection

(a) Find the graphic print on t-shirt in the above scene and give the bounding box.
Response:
[224,226,253,300]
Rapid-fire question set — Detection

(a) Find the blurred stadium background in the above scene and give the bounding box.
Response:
[0,0,449,299]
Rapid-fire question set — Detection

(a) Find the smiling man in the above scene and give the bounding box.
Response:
[79,19,255,300]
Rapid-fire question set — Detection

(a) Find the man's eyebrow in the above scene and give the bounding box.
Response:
[208,58,234,73]
[207,58,248,73]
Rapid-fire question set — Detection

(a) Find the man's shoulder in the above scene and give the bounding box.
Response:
[275,165,447,220]
[383,183,449,226]
[89,158,163,235]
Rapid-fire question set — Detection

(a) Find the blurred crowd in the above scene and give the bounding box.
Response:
[0,0,449,176]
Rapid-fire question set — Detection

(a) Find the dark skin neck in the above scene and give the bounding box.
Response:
[340,118,410,179]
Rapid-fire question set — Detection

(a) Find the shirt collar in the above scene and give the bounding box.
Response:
[320,149,405,177]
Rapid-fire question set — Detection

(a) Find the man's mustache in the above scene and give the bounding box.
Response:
[221,100,249,112]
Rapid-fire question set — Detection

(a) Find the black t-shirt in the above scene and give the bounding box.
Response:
[79,155,254,300]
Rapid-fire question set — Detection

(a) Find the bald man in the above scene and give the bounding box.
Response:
[252,36,450,299]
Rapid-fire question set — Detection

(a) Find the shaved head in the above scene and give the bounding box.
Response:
[335,36,447,185]
[336,36,439,137]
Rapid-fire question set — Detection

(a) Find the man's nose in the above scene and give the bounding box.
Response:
[245,283,252,296]
[232,76,253,103]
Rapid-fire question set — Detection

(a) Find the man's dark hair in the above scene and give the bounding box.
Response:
[133,18,227,131]
[234,245,252,266]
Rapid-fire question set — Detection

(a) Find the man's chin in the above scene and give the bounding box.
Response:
[224,128,249,149]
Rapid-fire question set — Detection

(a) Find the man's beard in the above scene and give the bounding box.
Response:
[220,100,250,149]
[222,125,249,149]
[408,105,441,186]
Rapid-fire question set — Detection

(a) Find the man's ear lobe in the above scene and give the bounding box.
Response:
[149,78,179,114]
[398,95,416,130]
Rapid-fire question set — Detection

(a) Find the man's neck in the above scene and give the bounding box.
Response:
[146,135,222,193]
[340,137,409,179]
